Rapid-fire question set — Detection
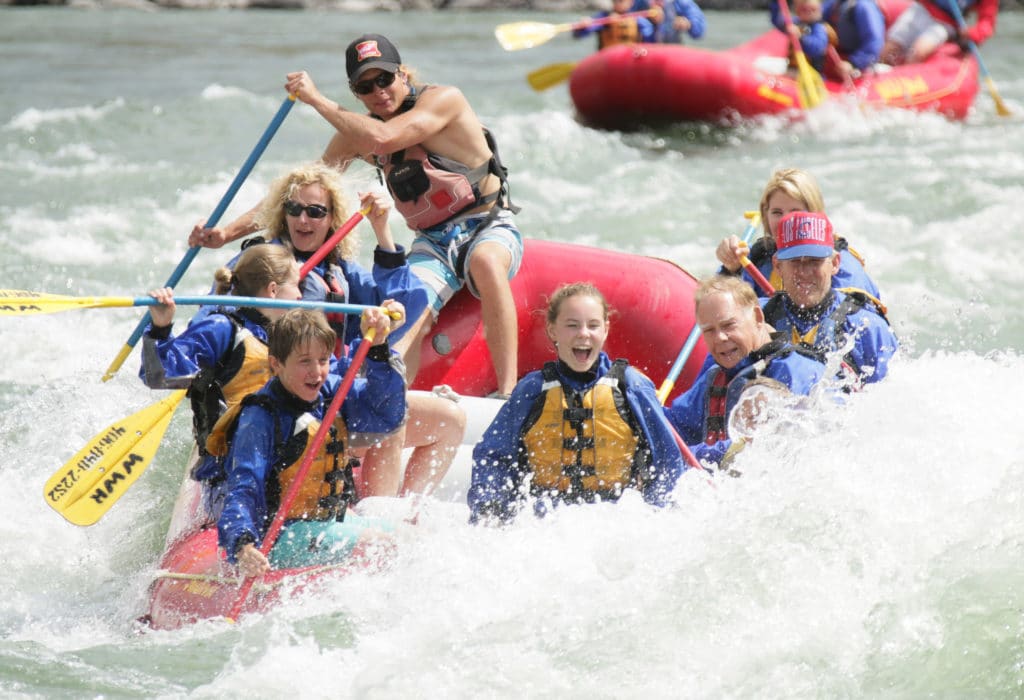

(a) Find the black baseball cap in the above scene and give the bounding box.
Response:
[346,34,402,82]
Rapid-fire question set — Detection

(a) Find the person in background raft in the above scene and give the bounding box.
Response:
[665,275,826,469]
[770,0,836,75]
[880,0,998,65]
[140,244,302,523]
[574,0,660,47]
[190,35,524,400]
[468,283,686,525]
[213,307,405,578]
[632,0,707,44]
[770,0,885,81]
[760,211,898,388]
[715,168,880,301]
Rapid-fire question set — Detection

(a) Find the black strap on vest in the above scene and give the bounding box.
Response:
[187,309,262,459]
[231,391,355,523]
[524,359,644,501]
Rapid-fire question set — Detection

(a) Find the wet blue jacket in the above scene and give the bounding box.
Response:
[469,353,686,523]
[665,340,825,466]
[633,0,707,42]
[761,289,898,384]
[295,244,429,347]
[139,307,270,482]
[770,0,884,71]
[217,342,406,560]
[769,1,831,71]
[823,0,885,70]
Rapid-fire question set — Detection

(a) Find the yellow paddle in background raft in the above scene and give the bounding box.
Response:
[527,62,578,91]
[44,391,186,526]
[776,0,828,109]
[496,10,657,51]
[945,0,1011,117]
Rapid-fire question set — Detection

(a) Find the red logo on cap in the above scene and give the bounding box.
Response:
[781,214,829,247]
[355,41,382,62]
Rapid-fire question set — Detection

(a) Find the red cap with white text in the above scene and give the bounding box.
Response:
[775,211,835,260]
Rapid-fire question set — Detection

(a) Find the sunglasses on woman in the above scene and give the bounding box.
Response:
[284,201,330,219]
[351,71,397,95]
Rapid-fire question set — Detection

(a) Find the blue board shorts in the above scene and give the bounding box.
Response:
[408,208,523,316]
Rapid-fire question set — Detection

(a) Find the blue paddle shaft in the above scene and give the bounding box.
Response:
[119,97,296,353]
[133,295,375,316]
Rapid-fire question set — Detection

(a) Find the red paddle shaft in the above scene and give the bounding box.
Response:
[225,329,376,622]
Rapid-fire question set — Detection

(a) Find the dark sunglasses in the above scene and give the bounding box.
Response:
[284,201,330,219]
[351,71,397,95]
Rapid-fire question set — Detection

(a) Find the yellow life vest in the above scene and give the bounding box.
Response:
[206,392,353,522]
[599,16,641,48]
[521,360,642,500]
[189,312,271,456]
[218,326,271,407]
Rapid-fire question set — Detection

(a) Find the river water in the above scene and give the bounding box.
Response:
[2,7,1023,698]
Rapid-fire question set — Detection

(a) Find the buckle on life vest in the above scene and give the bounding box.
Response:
[424,216,486,247]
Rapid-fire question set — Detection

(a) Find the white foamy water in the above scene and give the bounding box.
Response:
[2,6,1023,697]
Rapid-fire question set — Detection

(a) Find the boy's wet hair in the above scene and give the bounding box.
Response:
[268,309,336,363]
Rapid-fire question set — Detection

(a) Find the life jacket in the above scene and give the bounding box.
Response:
[187,309,270,459]
[301,261,351,357]
[762,288,888,381]
[206,390,355,523]
[520,360,648,502]
[701,338,821,443]
[598,14,641,48]
[373,86,515,232]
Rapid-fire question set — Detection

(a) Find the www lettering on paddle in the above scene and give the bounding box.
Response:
[45,425,127,504]
[87,452,144,505]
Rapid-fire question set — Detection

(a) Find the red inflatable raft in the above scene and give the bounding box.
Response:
[144,239,705,629]
[569,12,979,129]
[410,238,705,401]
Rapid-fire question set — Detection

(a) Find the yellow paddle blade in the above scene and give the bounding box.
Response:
[495,20,572,51]
[0,289,133,316]
[984,76,1012,117]
[793,51,828,109]
[527,62,578,91]
[44,390,186,526]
